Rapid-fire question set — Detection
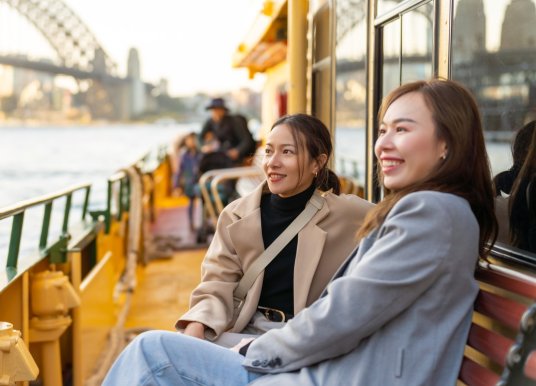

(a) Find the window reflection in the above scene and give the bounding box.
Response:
[377,0,409,16]
[381,20,401,99]
[380,2,434,99]
[451,0,536,255]
[401,3,433,83]
[334,0,367,193]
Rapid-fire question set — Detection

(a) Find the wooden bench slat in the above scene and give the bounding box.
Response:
[474,290,526,330]
[466,323,513,367]
[476,268,536,299]
[525,351,536,381]
[458,356,501,386]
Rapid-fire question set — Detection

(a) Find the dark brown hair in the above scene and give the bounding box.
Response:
[271,114,341,194]
[509,126,536,247]
[357,79,497,256]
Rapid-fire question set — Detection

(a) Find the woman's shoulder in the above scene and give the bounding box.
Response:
[392,191,474,222]
[322,191,375,213]
[382,192,479,255]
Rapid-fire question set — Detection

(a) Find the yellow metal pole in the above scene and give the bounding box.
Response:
[22,272,30,386]
[287,0,308,113]
[70,250,83,386]
[40,340,62,386]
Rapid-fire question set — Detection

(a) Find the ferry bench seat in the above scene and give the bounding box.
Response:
[459,260,536,386]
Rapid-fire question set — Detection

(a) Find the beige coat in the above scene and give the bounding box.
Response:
[176,182,373,339]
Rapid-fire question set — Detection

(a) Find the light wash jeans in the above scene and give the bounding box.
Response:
[102,330,264,386]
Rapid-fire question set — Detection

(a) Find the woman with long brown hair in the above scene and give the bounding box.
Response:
[103,79,497,386]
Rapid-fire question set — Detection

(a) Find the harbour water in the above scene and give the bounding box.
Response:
[0,123,194,259]
[0,124,197,207]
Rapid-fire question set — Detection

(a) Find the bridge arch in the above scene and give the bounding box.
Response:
[0,0,117,74]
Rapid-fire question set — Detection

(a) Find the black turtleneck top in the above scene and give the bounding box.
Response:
[258,183,316,315]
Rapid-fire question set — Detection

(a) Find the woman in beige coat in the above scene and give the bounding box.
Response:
[176,114,372,342]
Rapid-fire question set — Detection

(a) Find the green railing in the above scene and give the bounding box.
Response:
[90,171,130,234]
[0,145,168,292]
[0,183,91,285]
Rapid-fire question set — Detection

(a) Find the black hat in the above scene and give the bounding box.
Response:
[205,97,228,111]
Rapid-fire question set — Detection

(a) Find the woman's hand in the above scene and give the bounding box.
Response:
[183,322,206,339]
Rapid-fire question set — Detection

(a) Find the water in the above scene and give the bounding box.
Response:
[0,123,195,263]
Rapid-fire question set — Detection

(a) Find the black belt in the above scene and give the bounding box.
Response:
[257,306,293,322]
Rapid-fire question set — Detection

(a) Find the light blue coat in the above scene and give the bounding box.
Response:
[243,191,480,386]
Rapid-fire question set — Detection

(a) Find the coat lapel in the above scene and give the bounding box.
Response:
[293,197,330,311]
[320,228,380,298]
[227,183,266,268]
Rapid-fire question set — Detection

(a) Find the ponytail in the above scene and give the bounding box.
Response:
[315,167,341,194]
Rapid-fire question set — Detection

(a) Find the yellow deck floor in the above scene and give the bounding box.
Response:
[125,196,207,331]
[124,249,206,331]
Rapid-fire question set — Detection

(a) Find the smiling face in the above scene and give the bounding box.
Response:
[263,123,319,197]
[375,92,447,191]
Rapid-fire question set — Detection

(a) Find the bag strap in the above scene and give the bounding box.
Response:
[233,191,324,302]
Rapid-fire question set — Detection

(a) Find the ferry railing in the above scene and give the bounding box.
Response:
[0,144,170,386]
[94,171,130,234]
[0,183,92,283]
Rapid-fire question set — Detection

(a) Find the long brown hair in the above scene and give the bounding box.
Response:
[357,79,497,256]
[271,114,341,194]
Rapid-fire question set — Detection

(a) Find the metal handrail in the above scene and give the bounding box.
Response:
[0,182,91,220]
[0,183,92,275]
[210,166,264,214]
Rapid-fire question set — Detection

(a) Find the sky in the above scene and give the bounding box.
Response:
[1,0,266,96]
[67,0,266,96]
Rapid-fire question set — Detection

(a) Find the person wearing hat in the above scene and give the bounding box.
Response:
[200,97,256,164]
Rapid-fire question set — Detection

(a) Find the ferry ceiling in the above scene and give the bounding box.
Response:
[0,0,153,121]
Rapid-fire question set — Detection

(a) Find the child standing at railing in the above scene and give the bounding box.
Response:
[174,132,201,231]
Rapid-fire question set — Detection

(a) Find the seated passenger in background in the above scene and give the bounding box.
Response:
[494,121,535,245]
[494,121,535,196]
[200,97,256,165]
[173,132,202,232]
[508,126,536,252]
[177,113,373,345]
[103,79,497,386]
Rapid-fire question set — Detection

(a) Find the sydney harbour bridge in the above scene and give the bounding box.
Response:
[0,0,153,120]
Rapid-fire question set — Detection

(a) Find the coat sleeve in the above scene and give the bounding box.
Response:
[242,192,465,373]
[176,204,243,339]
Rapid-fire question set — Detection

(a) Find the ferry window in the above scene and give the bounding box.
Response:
[401,3,433,83]
[451,0,536,255]
[312,66,332,127]
[379,2,434,99]
[312,3,333,127]
[334,0,367,193]
[381,19,401,99]
[377,0,410,17]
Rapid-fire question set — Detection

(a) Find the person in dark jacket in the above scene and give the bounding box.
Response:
[200,98,256,164]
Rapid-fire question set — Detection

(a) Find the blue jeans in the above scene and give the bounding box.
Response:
[102,330,263,386]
